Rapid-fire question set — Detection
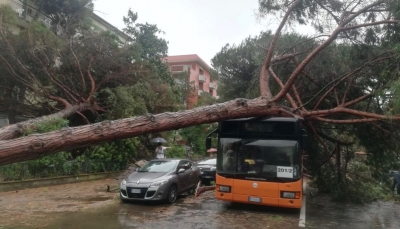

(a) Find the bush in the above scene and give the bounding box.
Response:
[314,161,392,203]
[165,145,187,159]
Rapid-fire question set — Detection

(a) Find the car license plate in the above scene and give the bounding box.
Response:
[248,196,261,203]
[131,189,141,193]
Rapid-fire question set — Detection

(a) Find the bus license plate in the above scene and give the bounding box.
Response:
[131,189,141,193]
[248,196,261,203]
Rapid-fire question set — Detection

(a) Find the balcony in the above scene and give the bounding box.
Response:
[0,0,52,28]
[170,65,189,73]
[174,78,184,85]
[199,74,206,83]
[209,82,216,89]
[198,90,203,96]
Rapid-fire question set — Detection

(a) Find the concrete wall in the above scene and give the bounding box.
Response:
[0,171,122,193]
[0,118,9,128]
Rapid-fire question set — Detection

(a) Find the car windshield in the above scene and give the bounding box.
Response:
[217,138,301,179]
[198,159,216,165]
[138,161,177,173]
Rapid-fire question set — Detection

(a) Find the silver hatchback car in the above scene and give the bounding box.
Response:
[120,159,201,203]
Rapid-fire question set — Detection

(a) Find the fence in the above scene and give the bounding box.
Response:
[0,160,129,182]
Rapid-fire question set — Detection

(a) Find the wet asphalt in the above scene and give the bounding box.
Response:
[307,198,400,229]
[40,192,300,229]
[4,185,400,229]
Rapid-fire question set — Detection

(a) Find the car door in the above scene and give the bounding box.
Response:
[176,160,191,192]
[187,161,199,187]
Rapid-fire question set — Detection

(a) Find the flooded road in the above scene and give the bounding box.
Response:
[307,197,400,229]
[40,192,300,229]
[2,178,400,229]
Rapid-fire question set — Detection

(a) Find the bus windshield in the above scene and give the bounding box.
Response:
[217,138,301,180]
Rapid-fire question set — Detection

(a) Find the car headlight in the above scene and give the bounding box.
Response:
[210,166,216,171]
[120,179,127,188]
[150,179,169,187]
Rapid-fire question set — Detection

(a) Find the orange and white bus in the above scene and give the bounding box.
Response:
[206,117,308,209]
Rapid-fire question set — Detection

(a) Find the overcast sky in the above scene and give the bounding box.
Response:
[93,1,311,67]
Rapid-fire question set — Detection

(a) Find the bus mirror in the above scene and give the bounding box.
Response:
[206,137,211,149]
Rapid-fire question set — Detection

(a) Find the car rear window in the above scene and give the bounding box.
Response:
[198,159,216,165]
[138,161,177,172]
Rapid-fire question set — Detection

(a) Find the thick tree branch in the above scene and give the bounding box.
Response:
[305,107,400,121]
[0,102,94,140]
[310,117,378,124]
[340,20,399,31]
[272,0,393,103]
[260,0,301,98]
[269,68,298,109]
[70,42,86,95]
[0,98,299,165]
[343,94,374,108]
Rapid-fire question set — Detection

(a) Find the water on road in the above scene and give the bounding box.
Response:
[307,196,400,229]
[41,192,300,229]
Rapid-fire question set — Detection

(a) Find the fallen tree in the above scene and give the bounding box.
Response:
[1,0,400,178]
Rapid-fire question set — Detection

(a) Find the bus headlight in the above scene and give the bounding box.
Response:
[216,185,231,193]
[281,191,300,199]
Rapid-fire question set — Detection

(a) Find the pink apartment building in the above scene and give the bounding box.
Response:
[164,54,218,109]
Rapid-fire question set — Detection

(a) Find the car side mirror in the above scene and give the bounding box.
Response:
[178,168,185,173]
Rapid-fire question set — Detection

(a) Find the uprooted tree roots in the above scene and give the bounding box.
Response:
[194,181,215,197]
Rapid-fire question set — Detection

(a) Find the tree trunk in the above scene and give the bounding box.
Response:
[0,98,288,166]
[336,143,341,184]
[0,103,94,140]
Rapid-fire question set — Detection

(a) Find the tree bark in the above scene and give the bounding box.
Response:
[336,143,341,184]
[0,97,288,166]
[0,103,94,140]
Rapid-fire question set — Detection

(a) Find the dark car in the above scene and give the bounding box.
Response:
[120,159,201,203]
[196,158,216,186]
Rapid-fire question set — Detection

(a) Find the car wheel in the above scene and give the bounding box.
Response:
[166,184,178,203]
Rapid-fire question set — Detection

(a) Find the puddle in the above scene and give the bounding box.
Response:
[39,195,300,229]
[57,204,76,208]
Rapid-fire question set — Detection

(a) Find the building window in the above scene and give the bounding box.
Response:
[199,82,204,91]
[199,68,204,75]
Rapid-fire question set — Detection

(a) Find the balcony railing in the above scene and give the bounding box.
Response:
[0,0,52,28]
[199,74,206,83]
[174,78,184,85]
[198,90,203,96]
[170,65,190,73]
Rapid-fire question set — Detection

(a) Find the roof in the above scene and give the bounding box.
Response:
[90,13,132,42]
[164,54,211,71]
